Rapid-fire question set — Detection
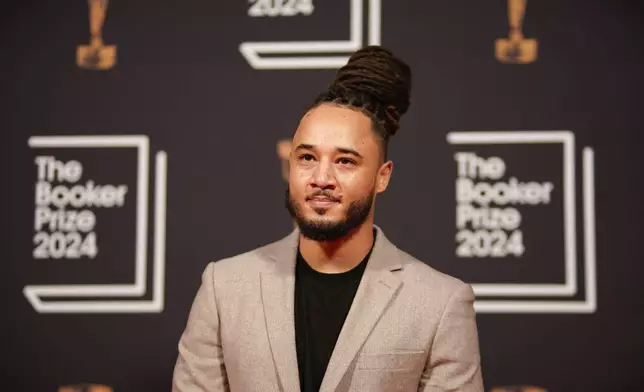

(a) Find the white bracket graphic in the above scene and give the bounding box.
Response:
[25,135,167,313]
[240,0,381,69]
[447,131,597,313]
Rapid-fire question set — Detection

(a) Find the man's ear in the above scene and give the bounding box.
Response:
[375,161,393,194]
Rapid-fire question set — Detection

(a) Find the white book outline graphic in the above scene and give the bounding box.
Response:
[240,0,381,70]
[25,135,167,313]
[447,131,597,314]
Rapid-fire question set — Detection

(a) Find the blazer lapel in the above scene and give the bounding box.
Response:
[318,227,403,392]
[259,230,301,392]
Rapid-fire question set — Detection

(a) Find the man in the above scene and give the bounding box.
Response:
[172,46,484,392]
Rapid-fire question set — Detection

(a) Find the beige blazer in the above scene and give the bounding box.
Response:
[172,226,483,392]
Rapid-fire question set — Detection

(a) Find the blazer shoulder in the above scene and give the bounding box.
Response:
[395,248,473,300]
[205,248,262,279]
[204,233,292,281]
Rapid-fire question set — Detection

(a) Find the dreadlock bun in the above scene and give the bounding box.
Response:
[312,45,412,139]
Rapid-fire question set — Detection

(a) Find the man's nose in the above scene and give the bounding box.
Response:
[310,160,337,189]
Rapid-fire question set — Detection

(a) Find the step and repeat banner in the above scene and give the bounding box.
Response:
[2,0,643,391]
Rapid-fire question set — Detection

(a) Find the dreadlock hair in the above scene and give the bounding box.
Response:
[307,45,412,161]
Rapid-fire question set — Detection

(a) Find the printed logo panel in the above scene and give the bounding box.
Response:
[25,135,167,314]
[446,131,596,314]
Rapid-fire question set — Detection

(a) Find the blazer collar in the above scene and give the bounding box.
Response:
[260,224,403,272]
[258,225,404,392]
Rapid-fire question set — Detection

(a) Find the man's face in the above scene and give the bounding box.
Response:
[285,103,392,241]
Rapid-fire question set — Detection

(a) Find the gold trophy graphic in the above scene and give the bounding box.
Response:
[490,387,546,392]
[277,139,298,229]
[59,384,113,392]
[277,139,293,183]
[495,0,537,64]
[77,0,116,70]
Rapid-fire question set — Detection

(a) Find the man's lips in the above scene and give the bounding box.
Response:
[308,196,338,202]
[306,196,339,207]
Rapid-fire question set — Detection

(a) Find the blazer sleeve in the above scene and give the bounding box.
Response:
[418,283,484,392]
[172,262,230,392]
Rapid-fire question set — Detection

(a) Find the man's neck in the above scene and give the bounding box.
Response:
[298,221,375,274]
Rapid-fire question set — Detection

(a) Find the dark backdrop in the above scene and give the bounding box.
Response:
[2,0,643,390]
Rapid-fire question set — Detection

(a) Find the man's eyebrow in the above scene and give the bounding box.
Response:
[337,147,363,158]
[293,144,363,158]
[293,143,314,151]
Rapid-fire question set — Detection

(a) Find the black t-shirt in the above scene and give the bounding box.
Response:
[294,240,374,392]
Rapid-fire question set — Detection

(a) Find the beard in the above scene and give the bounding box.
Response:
[284,188,374,242]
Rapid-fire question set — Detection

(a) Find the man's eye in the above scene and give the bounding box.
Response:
[337,158,355,165]
[299,154,315,161]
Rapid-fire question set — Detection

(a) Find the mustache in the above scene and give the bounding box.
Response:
[307,190,341,202]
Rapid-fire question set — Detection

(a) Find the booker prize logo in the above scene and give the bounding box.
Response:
[241,0,382,69]
[77,0,116,70]
[447,131,597,314]
[33,156,126,260]
[453,152,553,259]
[25,135,167,314]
